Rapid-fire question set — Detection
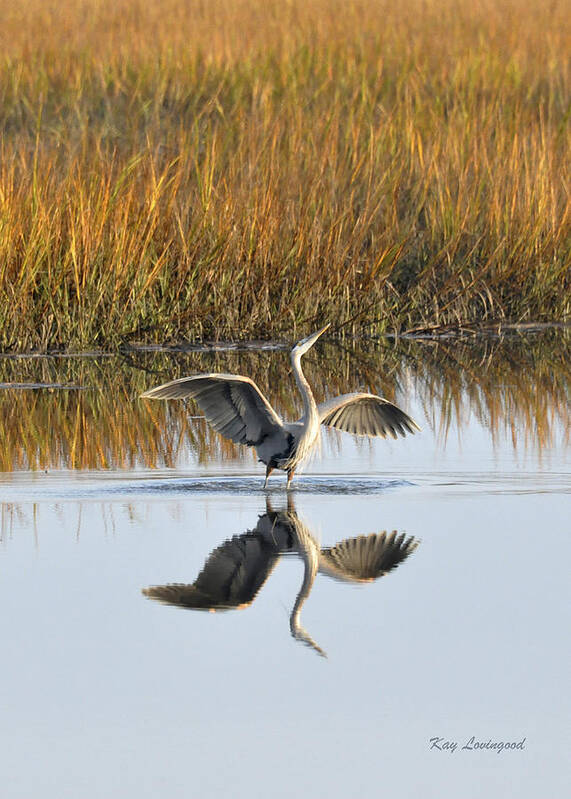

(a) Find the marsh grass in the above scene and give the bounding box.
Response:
[0,0,569,350]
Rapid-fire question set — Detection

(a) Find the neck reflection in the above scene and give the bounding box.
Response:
[143,495,419,657]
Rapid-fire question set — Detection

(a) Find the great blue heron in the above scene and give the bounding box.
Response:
[143,496,419,657]
[141,324,420,488]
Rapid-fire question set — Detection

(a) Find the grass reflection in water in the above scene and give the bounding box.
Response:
[0,331,568,472]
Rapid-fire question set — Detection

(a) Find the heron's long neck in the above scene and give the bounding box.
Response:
[291,351,317,424]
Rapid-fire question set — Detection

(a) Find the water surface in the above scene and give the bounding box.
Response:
[0,333,569,798]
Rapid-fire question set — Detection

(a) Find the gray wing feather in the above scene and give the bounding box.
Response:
[317,392,420,439]
[141,374,284,446]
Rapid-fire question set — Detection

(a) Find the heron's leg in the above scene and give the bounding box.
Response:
[286,469,295,490]
[264,465,274,488]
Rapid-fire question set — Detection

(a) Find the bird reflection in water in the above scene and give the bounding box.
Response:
[143,497,419,657]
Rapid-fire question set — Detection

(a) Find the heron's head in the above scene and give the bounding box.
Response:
[292,323,331,357]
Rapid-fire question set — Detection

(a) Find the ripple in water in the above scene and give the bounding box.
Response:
[0,474,416,501]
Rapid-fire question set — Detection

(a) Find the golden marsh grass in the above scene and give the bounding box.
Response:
[0,0,569,350]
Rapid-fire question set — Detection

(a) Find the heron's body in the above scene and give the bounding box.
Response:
[141,324,420,487]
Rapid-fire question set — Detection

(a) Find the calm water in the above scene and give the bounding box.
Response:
[0,334,569,798]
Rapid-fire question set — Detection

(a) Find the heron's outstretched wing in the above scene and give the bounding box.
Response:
[319,531,419,583]
[317,393,420,439]
[142,533,281,611]
[141,374,284,446]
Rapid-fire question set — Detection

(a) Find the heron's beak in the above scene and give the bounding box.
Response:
[305,323,331,347]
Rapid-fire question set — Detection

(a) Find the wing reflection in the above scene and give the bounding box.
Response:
[143,496,419,657]
[319,531,419,583]
[143,534,281,611]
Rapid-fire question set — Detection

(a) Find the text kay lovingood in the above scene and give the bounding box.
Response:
[429,736,526,754]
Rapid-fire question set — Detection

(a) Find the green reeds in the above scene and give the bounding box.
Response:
[0,0,569,350]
